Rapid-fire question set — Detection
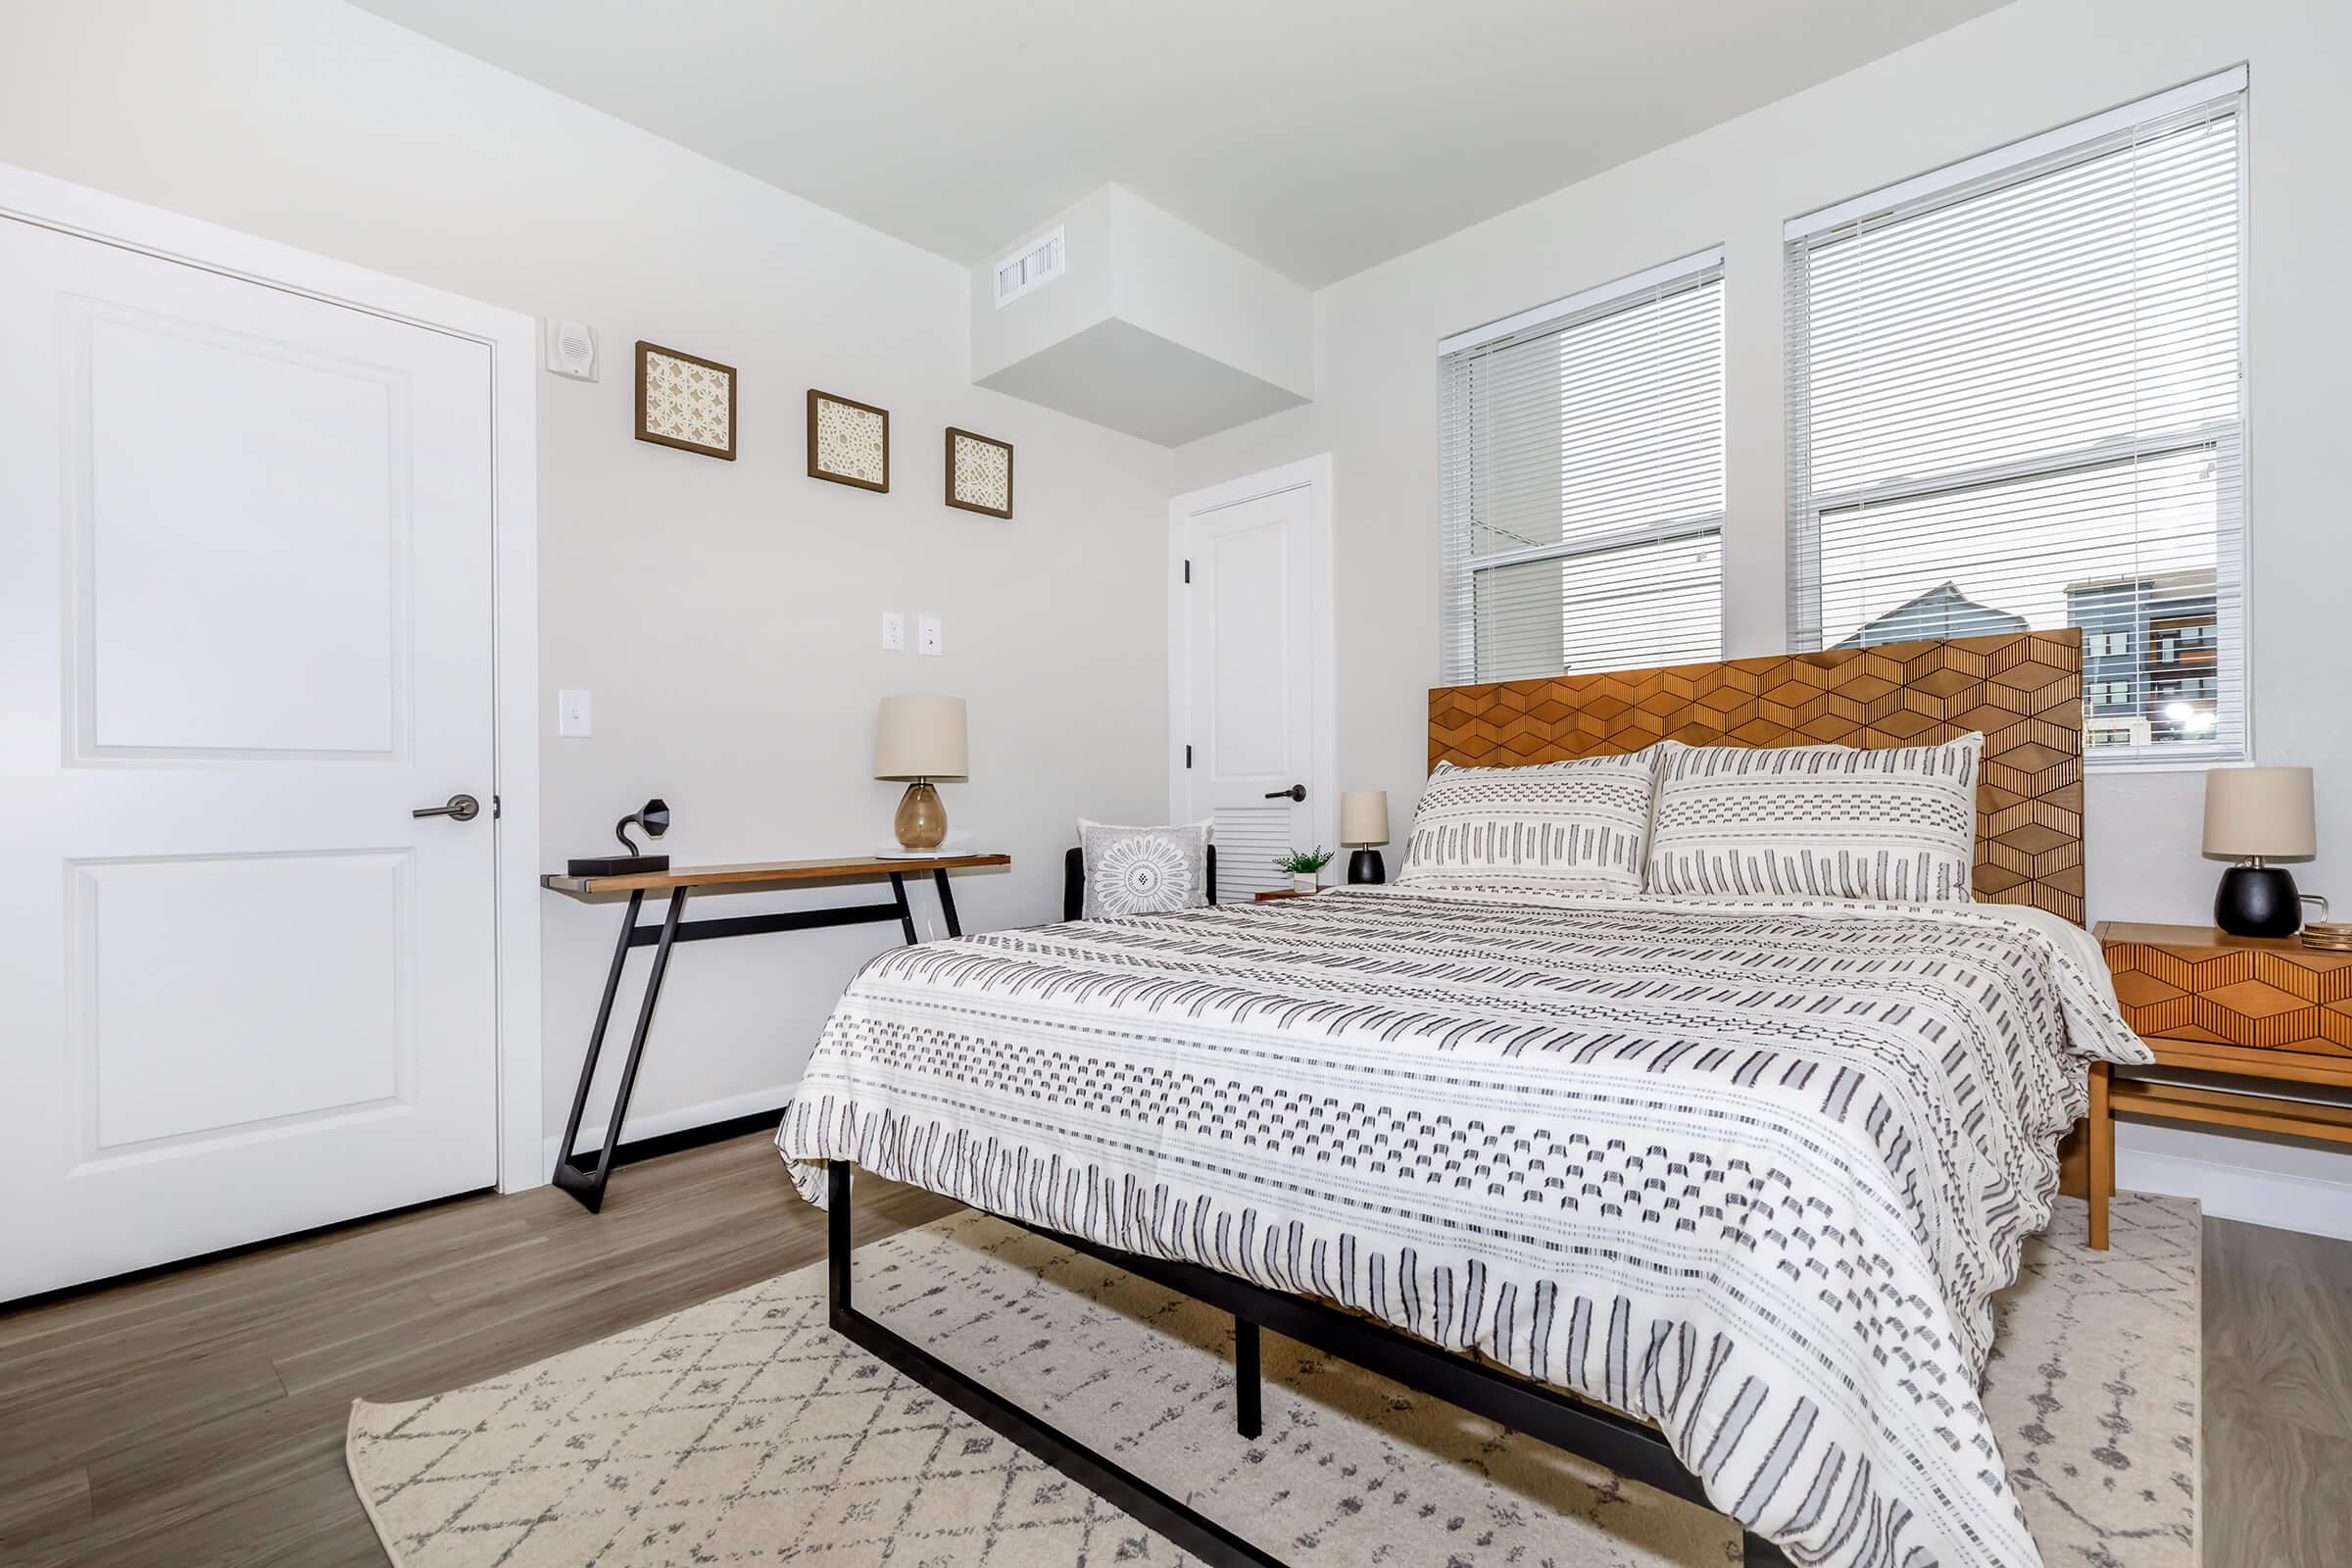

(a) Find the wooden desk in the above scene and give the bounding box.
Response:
[541,854,1008,1211]
[2087,920,2352,1249]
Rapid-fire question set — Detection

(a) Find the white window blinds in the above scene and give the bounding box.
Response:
[1786,69,2248,763]
[1440,251,1725,686]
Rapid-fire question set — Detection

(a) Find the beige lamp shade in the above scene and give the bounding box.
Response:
[1340,790,1390,848]
[2202,765,2315,859]
[874,694,968,781]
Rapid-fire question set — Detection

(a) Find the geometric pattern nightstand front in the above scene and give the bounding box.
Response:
[2091,921,2352,1250]
[2101,923,2352,1055]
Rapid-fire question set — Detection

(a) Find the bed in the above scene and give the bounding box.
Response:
[778,630,2147,1568]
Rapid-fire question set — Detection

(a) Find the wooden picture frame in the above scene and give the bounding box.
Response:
[944,427,1014,518]
[633,341,736,461]
[808,389,890,492]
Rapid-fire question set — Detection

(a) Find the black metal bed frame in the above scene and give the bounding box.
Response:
[825,1160,1789,1567]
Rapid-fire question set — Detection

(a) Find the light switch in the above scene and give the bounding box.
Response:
[881,611,905,652]
[558,689,592,737]
[917,613,942,656]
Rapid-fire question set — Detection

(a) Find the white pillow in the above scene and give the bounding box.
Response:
[1644,736,1982,902]
[1078,818,1212,917]
[1397,753,1659,897]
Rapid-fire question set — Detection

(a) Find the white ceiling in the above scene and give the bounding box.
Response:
[353,0,2008,289]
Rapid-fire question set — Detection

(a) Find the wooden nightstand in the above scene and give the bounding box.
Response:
[1253,888,1319,902]
[2088,921,2352,1249]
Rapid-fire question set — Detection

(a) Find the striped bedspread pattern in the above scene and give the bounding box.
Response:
[777,887,2148,1568]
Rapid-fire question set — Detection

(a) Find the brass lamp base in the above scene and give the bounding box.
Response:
[894,780,947,850]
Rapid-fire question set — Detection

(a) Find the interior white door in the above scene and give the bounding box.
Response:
[0,215,500,1300]
[1180,485,1319,901]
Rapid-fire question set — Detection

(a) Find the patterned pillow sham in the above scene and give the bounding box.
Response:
[1078,818,1212,917]
[1396,752,1659,897]
[1644,735,1983,902]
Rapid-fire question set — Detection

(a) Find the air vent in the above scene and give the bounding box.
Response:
[994,225,1065,309]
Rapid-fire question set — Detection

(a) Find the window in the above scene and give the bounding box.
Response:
[1786,70,2247,763]
[1440,250,1725,685]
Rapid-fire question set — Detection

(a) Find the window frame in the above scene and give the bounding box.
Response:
[1783,69,2252,769]
[1438,248,1728,687]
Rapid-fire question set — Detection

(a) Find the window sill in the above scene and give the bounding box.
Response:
[2084,755,2248,775]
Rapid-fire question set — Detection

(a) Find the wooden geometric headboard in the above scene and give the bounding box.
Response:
[1428,629,2086,923]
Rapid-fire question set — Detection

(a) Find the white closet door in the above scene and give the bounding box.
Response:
[0,215,501,1299]
[1181,486,1318,900]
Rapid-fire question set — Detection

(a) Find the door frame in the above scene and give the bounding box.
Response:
[0,162,546,1196]
[1166,455,1338,864]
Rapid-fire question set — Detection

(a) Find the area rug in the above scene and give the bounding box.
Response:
[348,1193,2198,1567]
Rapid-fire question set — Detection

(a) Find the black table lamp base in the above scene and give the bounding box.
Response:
[2216,863,2301,938]
[569,798,672,879]
[1348,848,1387,885]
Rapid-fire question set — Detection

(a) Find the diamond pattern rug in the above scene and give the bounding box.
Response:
[347,1193,2197,1567]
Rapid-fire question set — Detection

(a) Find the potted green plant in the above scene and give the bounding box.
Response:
[1274,846,1334,895]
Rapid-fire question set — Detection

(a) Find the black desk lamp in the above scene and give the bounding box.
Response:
[2204,767,2314,937]
[568,798,670,878]
[1342,790,1390,884]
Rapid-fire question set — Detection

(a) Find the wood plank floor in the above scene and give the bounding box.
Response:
[2,1134,2345,1566]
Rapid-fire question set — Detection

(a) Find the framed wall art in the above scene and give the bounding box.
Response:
[634,341,736,461]
[944,427,1013,518]
[808,388,889,492]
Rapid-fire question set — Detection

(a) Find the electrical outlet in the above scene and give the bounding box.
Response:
[558,689,592,737]
[917,613,942,656]
[881,611,905,651]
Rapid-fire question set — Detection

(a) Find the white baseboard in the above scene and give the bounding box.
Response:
[540,1079,800,1173]
[2118,1130,2352,1243]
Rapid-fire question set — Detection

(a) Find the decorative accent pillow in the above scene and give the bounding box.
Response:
[1644,735,1983,902]
[1078,819,1212,917]
[1396,753,1659,897]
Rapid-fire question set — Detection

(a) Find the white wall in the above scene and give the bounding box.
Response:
[0,0,1174,1152]
[1171,0,2352,1233]
[1106,186,1314,399]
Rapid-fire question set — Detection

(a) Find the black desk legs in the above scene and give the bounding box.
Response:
[887,872,917,945]
[552,888,688,1213]
[933,867,962,938]
[886,870,962,941]
[551,873,973,1211]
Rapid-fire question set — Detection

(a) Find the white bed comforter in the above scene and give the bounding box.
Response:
[776,887,2149,1568]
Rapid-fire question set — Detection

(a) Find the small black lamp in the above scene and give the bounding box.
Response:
[2204,767,2314,937]
[1342,790,1390,885]
[567,798,671,878]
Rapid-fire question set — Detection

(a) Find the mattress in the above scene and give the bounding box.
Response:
[777,886,2149,1567]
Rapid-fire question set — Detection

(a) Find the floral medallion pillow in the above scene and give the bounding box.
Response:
[1079,819,1212,917]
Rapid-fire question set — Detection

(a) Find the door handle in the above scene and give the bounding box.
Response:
[413,793,481,822]
[1263,784,1306,802]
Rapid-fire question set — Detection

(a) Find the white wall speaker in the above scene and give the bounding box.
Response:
[544,318,599,381]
